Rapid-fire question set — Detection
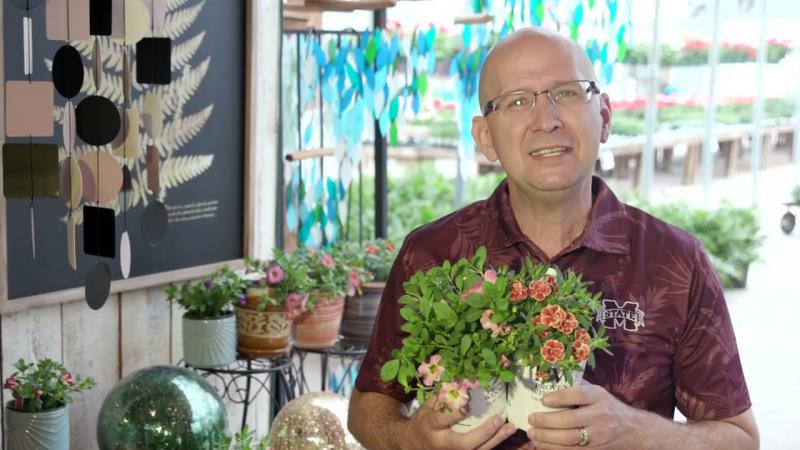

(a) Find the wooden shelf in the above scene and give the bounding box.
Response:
[284,0,397,12]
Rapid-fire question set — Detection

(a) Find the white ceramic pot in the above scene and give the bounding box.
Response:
[450,378,507,433]
[507,365,585,430]
[4,403,69,450]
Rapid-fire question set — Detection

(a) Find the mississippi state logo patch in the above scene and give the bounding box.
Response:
[596,299,645,331]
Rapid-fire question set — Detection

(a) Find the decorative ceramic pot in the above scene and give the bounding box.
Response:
[235,291,292,359]
[340,281,384,344]
[507,365,585,430]
[5,403,69,450]
[292,293,345,349]
[182,312,237,368]
[450,377,507,433]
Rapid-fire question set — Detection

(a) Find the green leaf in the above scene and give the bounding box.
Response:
[432,302,454,322]
[365,38,378,65]
[473,246,487,269]
[420,297,432,319]
[418,72,428,96]
[390,121,398,147]
[399,306,417,323]
[380,359,400,381]
[481,348,496,366]
[464,308,484,323]
[460,335,472,355]
[500,369,515,382]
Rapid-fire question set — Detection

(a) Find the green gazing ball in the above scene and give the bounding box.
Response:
[97,365,227,450]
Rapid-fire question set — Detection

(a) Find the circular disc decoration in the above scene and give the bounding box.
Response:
[85,261,111,310]
[112,0,150,46]
[10,0,46,9]
[59,156,83,208]
[52,45,84,99]
[79,151,123,204]
[62,100,76,152]
[75,96,121,145]
[141,201,168,244]
[142,93,163,139]
[120,231,131,279]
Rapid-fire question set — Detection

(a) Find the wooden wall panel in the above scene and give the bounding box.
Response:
[62,297,119,450]
[120,288,171,377]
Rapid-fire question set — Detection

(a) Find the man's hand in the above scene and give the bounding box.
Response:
[524,381,636,449]
[404,395,518,450]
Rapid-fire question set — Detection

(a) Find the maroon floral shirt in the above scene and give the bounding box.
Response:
[355,176,751,446]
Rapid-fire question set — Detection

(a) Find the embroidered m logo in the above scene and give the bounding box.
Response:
[597,299,645,331]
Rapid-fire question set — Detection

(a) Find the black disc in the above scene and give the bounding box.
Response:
[141,201,168,244]
[52,45,84,99]
[75,96,121,145]
[85,261,111,310]
[10,0,46,10]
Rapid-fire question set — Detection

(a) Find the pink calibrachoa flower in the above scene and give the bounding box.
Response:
[461,378,481,389]
[4,375,17,390]
[320,254,336,269]
[417,354,445,387]
[347,270,362,297]
[480,310,509,337]
[558,312,579,334]
[540,304,567,328]
[528,279,552,301]
[266,265,285,285]
[439,381,470,411]
[541,339,566,364]
[510,280,528,303]
[572,341,590,362]
[499,354,511,368]
[61,372,75,386]
[365,244,380,255]
[575,328,591,345]
[482,269,497,284]
[460,283,483,302]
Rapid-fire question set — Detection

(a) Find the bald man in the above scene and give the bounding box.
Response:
[348,28,758,449]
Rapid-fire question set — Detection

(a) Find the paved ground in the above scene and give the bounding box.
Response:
[639,163,800,450]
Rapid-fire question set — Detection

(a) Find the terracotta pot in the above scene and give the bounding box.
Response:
[292,292,345,349]
[340,281,384,344]
[235,291,291,359]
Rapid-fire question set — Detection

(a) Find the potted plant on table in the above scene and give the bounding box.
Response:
[3,358,96,450]
[291,246,354,349]
[504,260,609,429]
[380,248,518,432]
[337,239,398,344]
[236,250,313,359]
[166,266,248,368]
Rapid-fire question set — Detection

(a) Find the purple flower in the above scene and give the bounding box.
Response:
[266,265,285,285]
[204,280,213,289]
[239,295,247,306]
[4,375,17,390]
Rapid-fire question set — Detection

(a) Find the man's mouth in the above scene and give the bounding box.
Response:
[528,146,571,157]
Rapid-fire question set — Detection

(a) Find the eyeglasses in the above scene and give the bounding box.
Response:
[482,80,600,117]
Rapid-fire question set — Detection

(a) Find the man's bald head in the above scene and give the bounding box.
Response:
[478,28,598,108]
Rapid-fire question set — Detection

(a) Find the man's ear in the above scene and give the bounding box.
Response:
[472,116,498,162]
[599,92,612,143]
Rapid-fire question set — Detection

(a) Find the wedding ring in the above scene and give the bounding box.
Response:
[577,426,590,446]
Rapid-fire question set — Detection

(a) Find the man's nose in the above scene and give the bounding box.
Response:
[528,93,562,132]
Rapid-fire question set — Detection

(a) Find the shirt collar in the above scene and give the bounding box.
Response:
[486,176,631,255]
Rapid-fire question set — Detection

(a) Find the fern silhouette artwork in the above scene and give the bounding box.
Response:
[46,0,214,227]
[2,0,246,300]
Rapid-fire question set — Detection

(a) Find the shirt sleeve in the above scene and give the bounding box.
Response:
[673,240,752,421]
[354,238,417,403]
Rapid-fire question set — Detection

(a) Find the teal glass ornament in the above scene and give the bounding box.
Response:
[97,365,227,450]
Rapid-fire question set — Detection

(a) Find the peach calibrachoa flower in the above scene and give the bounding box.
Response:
[320,254,336,268]
[528,279,552,301]
[417,354,445,387]
[439,381,470,410]
[572,341,590,362]
[510,280,528,303]
[540,304,567,328]
[575,328,591,345]
[541,339,566,364]
[558,312,579,334]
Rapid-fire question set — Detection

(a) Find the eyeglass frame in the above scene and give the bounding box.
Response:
[482,80,600,117]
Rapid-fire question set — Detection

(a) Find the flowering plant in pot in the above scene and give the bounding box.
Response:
[504,259,610,429]
[380,247,517,432]
[3,358,96,450]
[166,266,248,368]
[291,246,356,349]
[335,239,398,344]
[236,250,313,358]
